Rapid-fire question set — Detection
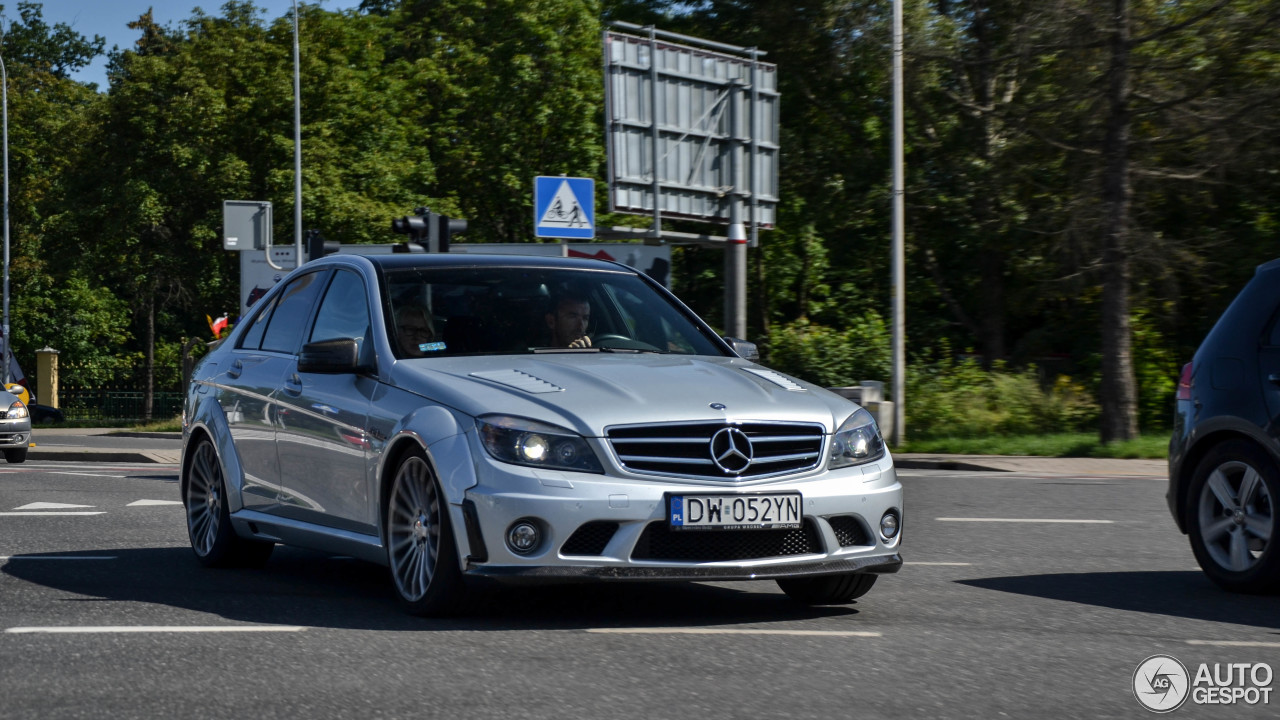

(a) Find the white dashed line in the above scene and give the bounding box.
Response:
[935,517,1115,524]
[1187,640,1280,648]
[586,628,881,637]
[4,625,307,634]
[905,561,972,566]
[13,503,95,510]
[0,512,106,516]
[49,472,126,478]
[0,556,117,561]
[126,500,182,507]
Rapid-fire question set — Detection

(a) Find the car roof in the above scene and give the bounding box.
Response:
[321,252,638,274]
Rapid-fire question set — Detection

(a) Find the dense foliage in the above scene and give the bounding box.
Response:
[1,0,1276,435]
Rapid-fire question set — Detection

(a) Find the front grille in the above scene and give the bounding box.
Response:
[630,519,823,561]
[561,521,619,556]
[607,421,825,480]
[828,516,872,547]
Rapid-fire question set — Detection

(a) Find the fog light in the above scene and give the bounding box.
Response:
[880,512,900,540]
[506,520,541,555]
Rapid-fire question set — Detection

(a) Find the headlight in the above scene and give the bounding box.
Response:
[476,415,603,474]
[5,401,28,419]
[829,407,885,469]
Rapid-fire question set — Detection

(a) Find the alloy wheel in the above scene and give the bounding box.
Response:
[388,456,442,602]
[1197,459,1274,572]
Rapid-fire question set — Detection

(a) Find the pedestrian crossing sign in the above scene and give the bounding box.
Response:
[534,176,594,239]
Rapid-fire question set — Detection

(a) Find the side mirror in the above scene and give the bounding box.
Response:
[299,338,363,374]
[723,336,760,362]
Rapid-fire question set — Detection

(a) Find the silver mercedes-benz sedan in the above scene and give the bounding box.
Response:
[182,253,902,615]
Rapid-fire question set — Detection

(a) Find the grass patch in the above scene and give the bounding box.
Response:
[895,432,1168,459]
[128,417,183,433]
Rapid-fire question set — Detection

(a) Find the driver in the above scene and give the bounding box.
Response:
[545,294,591,348]
[395,305,438,357]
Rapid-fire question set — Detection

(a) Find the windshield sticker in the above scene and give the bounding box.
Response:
[418,342,447,353]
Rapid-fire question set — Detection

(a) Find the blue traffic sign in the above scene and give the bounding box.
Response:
[534,176,594,239]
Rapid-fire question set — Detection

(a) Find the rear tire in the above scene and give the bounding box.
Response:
[1187,440,1279,594]
[777,573,877,604]
[385,449,467,616]
[183,436,274,568]
[5,448,27,463]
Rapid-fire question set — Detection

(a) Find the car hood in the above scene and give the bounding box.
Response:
[387,354,853,436]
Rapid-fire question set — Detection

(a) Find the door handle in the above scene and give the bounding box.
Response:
[1269,374,1280,386]
[227,360,243,379]
[283,373,303,396]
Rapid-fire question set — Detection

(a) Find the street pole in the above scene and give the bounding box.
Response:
[1,30,10,386]
[292,0,303,268]
[891,0,906,443]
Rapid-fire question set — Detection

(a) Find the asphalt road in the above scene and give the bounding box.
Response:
[1,460,1277,719]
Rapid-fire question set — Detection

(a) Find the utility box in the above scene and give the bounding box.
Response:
[223,200,272,251]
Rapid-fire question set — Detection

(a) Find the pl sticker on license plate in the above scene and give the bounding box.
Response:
[668,493,802,531]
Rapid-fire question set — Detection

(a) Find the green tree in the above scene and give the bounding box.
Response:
[390,0,605,241]
[53,1,430,417]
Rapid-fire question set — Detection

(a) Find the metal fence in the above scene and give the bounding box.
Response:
[58,389,184,422]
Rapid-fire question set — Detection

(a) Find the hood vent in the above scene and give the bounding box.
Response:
[469,369,564,394]
[742,368,805,392]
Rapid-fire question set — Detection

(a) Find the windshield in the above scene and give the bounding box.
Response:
[382,266,727,359]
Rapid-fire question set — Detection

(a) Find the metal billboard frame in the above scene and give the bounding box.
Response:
[604,24,779,245]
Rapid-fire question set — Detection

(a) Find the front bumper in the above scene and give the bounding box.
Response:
[0,417,31,449]
[459,452,904,583]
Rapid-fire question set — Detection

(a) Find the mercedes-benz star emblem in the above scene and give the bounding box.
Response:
[710,427,753,475]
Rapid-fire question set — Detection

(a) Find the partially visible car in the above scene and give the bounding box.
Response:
[29,403,64,425]
[182,253,903,616]
[0,387,31,463]
[1168,258,1280,593]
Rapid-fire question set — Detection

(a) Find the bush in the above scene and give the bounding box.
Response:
[763,313,891,389]
[907,354,1098,439]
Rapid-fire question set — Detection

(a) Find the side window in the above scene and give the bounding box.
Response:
[238,295,279,351]
[310,270,371,354]
[260,271,328,354]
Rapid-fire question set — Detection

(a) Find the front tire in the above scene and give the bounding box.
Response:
[1187,440,1279,594]
[5,448,26,463]
[385,450,467,616]
[183,436,274,568]
[777,573,877,604]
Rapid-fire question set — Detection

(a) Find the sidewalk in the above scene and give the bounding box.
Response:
[894,453,1167,477]
[27,428,182,465]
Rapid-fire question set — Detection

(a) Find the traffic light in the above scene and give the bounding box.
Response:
[391,208,468,252]
[306,229,340,262]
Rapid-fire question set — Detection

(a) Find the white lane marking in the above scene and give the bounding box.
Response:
[1187,640,1280,648]
[935,517,1115,524]
[905,561,972,566]
[127,500,182,507]
[4,625,307,634]
[50,472,126,478]
[0,507,106,512]
[586,628,881,637]
[13,502,95,510]
[0,556,117,561]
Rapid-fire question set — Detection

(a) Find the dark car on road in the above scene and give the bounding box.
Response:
[1168,258,1279,593]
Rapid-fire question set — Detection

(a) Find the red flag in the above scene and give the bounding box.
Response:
[208,314,229,338]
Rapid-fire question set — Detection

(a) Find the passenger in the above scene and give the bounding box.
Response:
[395,305,437,357]
[545,294,592,348]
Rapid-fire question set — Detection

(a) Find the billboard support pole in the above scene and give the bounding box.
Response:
[647,26,662,239]
[726,79,747,339]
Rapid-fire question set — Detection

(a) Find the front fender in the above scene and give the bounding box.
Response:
[183,393,249,514]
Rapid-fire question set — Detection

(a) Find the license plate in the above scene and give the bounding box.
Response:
[668,493,802,531]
